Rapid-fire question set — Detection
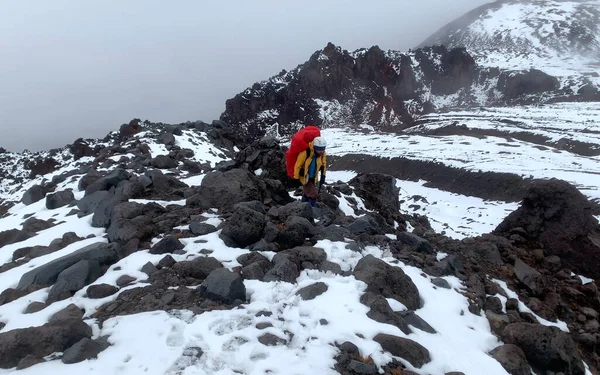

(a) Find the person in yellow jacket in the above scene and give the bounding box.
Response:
[293,136,327,207]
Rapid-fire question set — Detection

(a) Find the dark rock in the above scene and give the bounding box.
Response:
[0,319,92,369]
[160,132,176,146]
[91,194,127,228]
[360,292,411,334]
[61,337,109,364]
[24,301,46,314]
[198,268,246,304]
[353,254,421,310]
[241,260,273,280]
[484,296,504,315]
[277,201,314,222]
[85,168,131,196]
[149,236,185,255]
[497,68,560,99]
[141,262,159,276]
[506,298,520,311]
[233,200,266,214]
[431,277,451,289]
[347,213,389,235]
[258,333,287,346]
[513,258,545,296]
[373,333,431,368]
[349,173,400,223]
[151,155,178,169]
[263,260,299,283]
[489,344,531,375]
[319,260,343,275]
[86,284,119,299]
[49,304,84,323]
[502,323,585,375]
[399,311,436,334]
[395,232,434,253]
[486,311,510,335]
[495,178,600,279]
[47,259,102,303]
[17,242,119,289]
[22,184,46,205]
[16,354,42,370]
[157,255,177,269]
[171,256,223,280]
[348,359,378,374]
[189,222,217,236]
[221,207,266,247]
[46,190,75,210]
[117,119,142,141]
[296,282,328,300]
[277,216,316,249]
[116,275,136,287]
[77,190,111,216]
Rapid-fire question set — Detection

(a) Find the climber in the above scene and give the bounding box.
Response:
[292,136,327,207]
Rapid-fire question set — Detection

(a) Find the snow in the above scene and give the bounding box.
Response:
[321,118,600,202]
[174,130,229,168]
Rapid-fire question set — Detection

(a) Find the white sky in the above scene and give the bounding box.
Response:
[0,0,492,152]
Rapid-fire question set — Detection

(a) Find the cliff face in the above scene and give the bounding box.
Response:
[220,43,477,141]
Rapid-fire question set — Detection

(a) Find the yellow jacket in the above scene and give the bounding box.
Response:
[293,142,326,185]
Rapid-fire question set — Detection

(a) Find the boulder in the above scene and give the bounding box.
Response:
[373,333,431,368]
[220,206,266,247]
[489,344,531,375]
[296,282,328,300]
[85,168,131,196]
[17,242,119,289]
[47,259,102,303]
[502,323,585,375]
[513,258,545,296]
[197,268,246,304]
[348,173,400,223]
[353,254,421,310]
[149,235,185,255]
[495,178,600,278]
[0,319,92,369]
[22,184,46,205]
[46,189,75,210]
[86,284,119,299]
[61,337,110,364]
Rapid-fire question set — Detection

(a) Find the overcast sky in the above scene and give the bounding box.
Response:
[0,0,491,152]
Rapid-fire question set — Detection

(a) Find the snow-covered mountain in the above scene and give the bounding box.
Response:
[419,0,600,95]
[2,1,600,374]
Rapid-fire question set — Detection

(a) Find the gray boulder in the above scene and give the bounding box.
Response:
[22,184,46,205]
[220,206,266,247]
[502,323,585,375]
[62,337,109,364]
[296,282,328,300]
[149,235,185,255]
[46,190,75,210]
[0,319,92,369]
[198,268,246,304]
[489,344,531,375]
[85,168,131,196]
[17,242,119,289]
[373,333,431,368]
[353,254,421,310]
[47,260,102,303]
[77,190,111,216]
[514,258,545,296]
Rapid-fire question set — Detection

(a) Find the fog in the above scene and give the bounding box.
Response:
[0,0,491,152]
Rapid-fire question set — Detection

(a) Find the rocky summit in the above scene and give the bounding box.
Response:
[1,1,600,374]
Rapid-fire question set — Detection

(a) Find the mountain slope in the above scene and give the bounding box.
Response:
[0,112,600,373]
[419,0,600,93]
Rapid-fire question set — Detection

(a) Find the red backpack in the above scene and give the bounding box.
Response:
[285,126,321,178]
